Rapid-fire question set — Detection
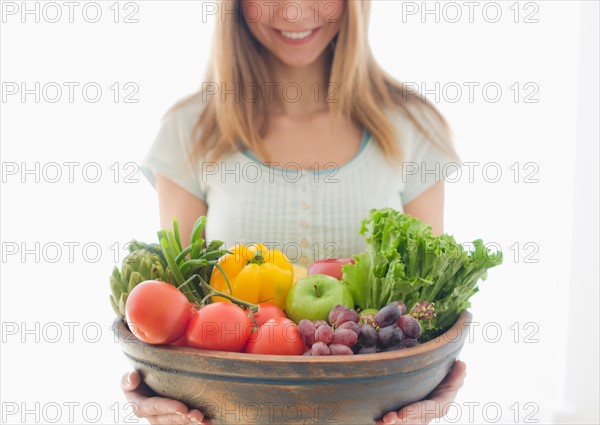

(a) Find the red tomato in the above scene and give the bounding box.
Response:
[186,302,253,352]
[125,280,191,345]
[308,258,356,280]
[245,317,306,355]
[252,303,286,327]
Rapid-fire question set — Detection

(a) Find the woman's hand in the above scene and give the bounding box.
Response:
[121,370,211,425]
[376,360,467,425]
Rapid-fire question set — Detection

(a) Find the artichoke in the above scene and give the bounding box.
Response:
[109,249,167,319]
[409,301,437,333]
[127,240,166,264]
[409,301,436,321]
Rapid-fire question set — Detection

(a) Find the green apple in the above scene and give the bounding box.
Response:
[285,274,354,324]
[359,308,379,317]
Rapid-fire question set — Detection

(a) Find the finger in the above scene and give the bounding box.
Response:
[121,370,141,392]
[423,361,467,402]
[375,401,439,425]
[375,410,401,424]
[146,412,211,425]
[448,360,467,382]
[146,413,190,425]
[125,392,191,418]
[121,370,161,398]
[190,418,212,425]
[437,360,467,387]
[188,409,207,423]
[397,400,444,425]
[120,371,191,417]
[429,362,467,401]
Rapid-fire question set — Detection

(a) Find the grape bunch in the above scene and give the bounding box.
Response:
[298,302,427,356]
[355,301,423,354]
[298,305,360,356]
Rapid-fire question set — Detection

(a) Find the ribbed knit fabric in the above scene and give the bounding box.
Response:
[141,96,457,267]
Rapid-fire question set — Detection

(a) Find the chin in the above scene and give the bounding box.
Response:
[279,56,321,67]
[273,49,327,68]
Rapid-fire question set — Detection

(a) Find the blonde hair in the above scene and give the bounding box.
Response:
[179,0,458,162]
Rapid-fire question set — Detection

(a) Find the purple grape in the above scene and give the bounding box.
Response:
[374,305,402,327]
[337,321,361,335]
[377,325,404,347]
[311,342,331,356]
[298,319,316,347]
[398,339,420,348]
[331,329,358,347]
[358,324,378,346]
[315,324,334,344]
[389,300,407,315]
[314,320,328,329]
[328,305,350,324]
[303,349,312,356]
[333,309,359,327]
[397,315,422,339]
[329,344,354,355]
[358,345,379,354]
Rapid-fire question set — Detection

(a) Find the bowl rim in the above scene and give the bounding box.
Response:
[115,310,472,364]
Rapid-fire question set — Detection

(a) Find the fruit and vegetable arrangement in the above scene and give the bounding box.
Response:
[109,208,502,356]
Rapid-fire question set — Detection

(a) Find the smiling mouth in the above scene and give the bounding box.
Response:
[279,30,314,40]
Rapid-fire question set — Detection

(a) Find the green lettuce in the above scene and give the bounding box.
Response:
[342,208,503,338]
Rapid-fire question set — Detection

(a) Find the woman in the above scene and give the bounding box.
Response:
[123,1,466,423]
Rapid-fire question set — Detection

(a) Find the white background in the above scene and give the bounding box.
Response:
[1,1,599,424]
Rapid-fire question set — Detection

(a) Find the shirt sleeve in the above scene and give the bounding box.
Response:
[139,109,207,201]
[400,130,461,206]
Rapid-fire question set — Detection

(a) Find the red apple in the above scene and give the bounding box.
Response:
[307,258,356,280]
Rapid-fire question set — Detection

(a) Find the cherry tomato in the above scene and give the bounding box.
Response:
[245,317,306,355]
[308,258,356,280]
[186,302,253,352]
[252,303,287,327]
[125,280,191,345]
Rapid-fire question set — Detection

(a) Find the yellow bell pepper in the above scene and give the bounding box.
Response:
[210,244,294,308]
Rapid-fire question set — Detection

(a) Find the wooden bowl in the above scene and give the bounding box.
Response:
[113,310,472,424]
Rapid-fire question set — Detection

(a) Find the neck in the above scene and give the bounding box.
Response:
[265,50,332,118]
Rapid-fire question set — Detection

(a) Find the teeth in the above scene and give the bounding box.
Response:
[280,30,312,40]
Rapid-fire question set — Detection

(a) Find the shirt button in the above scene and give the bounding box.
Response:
[299,255,310,267]
[300,238,310,249]
[300,219,310,229]
[301,201,310,210]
